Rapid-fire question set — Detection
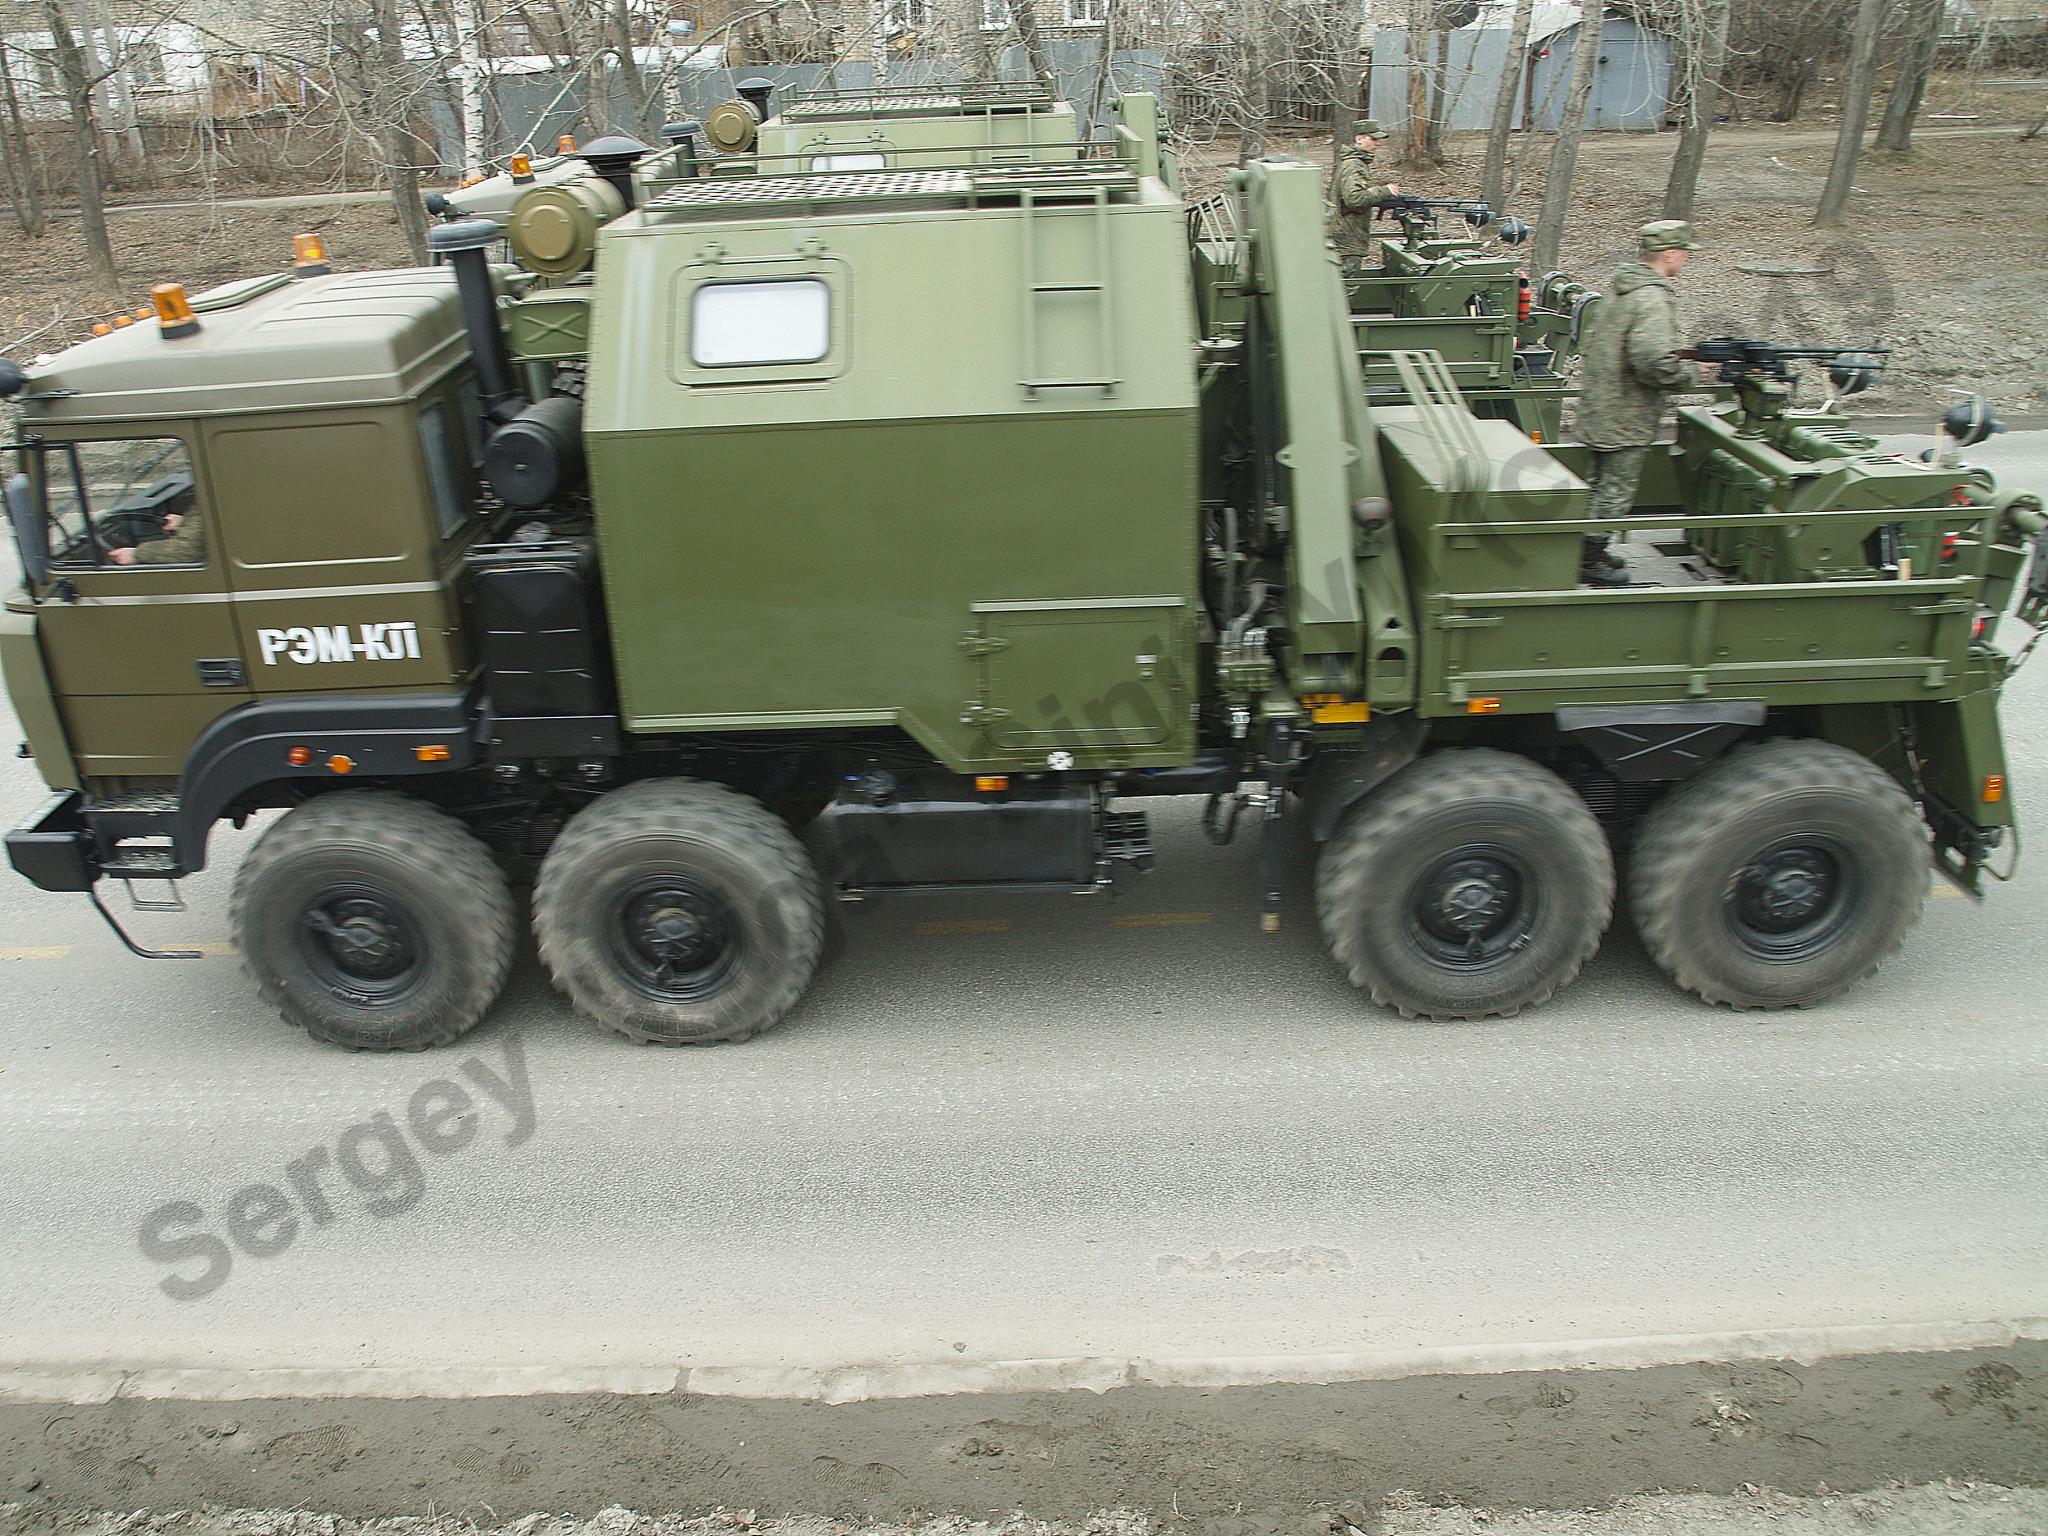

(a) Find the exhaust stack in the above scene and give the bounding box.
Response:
[429,218,524,425]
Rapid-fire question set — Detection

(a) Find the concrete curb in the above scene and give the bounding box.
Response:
[7,1316,2046,1407]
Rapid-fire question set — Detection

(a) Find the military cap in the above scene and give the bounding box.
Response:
[1357,119,1387,137]
[1637,218,1701,252]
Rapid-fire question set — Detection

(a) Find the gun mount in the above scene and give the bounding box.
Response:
[1375,196,1495,238]
[1684,336,1891,429]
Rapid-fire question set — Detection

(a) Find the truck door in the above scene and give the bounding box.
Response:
[28,432,252,779]
[205,406,473,696]
[971,596,1185,752]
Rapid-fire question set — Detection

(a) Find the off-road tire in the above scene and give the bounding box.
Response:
[1316,749,1615,1020]
[1628,738,1928,1008]
[532,778,824,1045]
[232,792,517,1051]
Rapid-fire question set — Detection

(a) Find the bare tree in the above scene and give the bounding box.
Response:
[41,0,116,283]
[1480,0,1533,209]
[1326,0,1358,187]
[1402,0,1439,167]
[0,40,48,238]
[360,0,434,260]
[1814,0,1890,225]
[1729,0,1858,121]
[1663,0,1731,219]
[1529,3,1602,274]
[1875,0,1942,151]
[1236,0,1270,161]
[1011,0,1055,91]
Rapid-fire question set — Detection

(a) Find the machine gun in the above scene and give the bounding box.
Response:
[1375,195,1494,237]
[1681,336,1891,424]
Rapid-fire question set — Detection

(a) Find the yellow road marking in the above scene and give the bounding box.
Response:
[913,918,1011,936]
[0,946,70,961]
[1110,911,1214,929]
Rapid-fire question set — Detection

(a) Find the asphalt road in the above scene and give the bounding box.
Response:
[1,434,2045,1384]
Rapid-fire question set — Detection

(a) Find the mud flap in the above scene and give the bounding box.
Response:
[1910,689,2015,896]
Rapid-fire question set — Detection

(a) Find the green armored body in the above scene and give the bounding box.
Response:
[1,95,2041,1056]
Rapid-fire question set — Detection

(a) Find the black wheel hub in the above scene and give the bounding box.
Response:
[299,886,424,1004]
[1727,838,1856,960]
[1407,846,1536,970]
[609,875,743,1002]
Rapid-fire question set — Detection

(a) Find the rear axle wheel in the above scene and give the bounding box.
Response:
[533,778,824,1044]
[1628,738,1928,1008]
[1316,749,1615,1020]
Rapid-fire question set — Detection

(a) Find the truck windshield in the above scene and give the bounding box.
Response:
[45,437,204,570]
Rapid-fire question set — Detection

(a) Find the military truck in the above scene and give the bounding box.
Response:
[1192,186,1579,443]
[3,101,2041,1052]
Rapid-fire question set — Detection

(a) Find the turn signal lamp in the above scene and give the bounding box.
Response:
[414,744,452,763]
[1984,775,2006,804]
[327,754,356,775]
[286,746,312,766]
[151,283,200,339]
[974,775,1009,792]
[292,232,331,276]
[1467,697,1503,714]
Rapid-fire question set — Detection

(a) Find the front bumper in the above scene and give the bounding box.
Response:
[6,791,96,892]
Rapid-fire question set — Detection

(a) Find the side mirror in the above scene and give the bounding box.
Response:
[5,472,49,587]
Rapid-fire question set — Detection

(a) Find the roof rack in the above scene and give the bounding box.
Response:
[779,80,1060,120]
[636,133,1141,220]
[642,158,1140,222]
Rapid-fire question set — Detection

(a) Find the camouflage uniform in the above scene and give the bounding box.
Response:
[1331,123,1396,259]
[1575,220,1702,571]
[132,512,205,566]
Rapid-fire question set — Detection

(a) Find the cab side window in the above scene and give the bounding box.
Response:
[45,437,205,570]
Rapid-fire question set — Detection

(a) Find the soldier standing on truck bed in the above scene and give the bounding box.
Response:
[1332,121,1400,260]
[1574,219,1709,586]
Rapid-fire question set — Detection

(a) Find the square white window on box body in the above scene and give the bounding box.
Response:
[808,152,887,172]
[690,279,832,368]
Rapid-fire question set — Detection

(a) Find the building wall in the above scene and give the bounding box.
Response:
[1369,16,1669,135]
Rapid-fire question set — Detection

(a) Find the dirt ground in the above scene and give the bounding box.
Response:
[2,1345,2044,1528]
[4,1484,2048,1536]
[4,118,2047,415]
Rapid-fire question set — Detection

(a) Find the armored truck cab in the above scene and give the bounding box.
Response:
[2,270,480,792]
[3,114,2042,1056]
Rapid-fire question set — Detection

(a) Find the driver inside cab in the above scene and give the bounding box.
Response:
[106,478,203,566]
[108,508,201,565]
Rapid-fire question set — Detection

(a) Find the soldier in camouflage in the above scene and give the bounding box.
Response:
[1332,120,1400,260]
[1574,219,1709,586]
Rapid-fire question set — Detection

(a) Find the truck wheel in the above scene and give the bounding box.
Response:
[532,778,824,1045]
[1316,750,1615,1020]
[1628,739,1927,1008]
[232,792,517,1050]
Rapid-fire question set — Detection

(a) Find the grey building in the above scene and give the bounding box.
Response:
[1369,4,1672,134]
